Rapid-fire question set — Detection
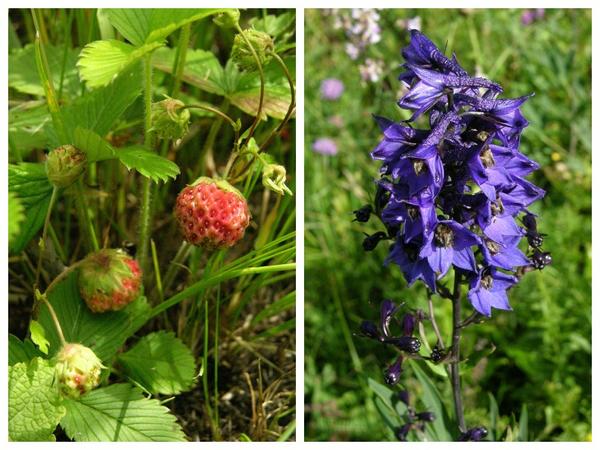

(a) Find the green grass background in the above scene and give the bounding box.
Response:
[304,9,591,441]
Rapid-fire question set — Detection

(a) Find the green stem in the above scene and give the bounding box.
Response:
[450,272,466,433]
[170,23,191,97]
[38,295,66,346]
[235,24,265,144]
[32,9,67,143]
[137,53,155,274]
[75,180,99,252]
[259,52,295,152]
[43,259,86,296]
[34,186,58,290]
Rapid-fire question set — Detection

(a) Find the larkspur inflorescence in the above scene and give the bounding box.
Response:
[364,30,550,317]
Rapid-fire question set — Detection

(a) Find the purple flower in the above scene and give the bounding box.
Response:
[467,268,516,317]
[320,78,344,100]
[312,137,338,156]
[363,30,547,316]
[419,220,480,278]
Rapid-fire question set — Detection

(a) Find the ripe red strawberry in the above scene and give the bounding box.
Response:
[78,249,142,313]
[174,177,251,249]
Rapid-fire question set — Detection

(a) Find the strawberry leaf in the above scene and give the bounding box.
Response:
[119,331,196,395]
[60,383,186,441]
[117,146,180,183]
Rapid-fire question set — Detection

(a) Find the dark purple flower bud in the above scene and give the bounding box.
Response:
[363,231,388,251]
[459,426,488,441]
[395,423,412,441]
[430,346,444,363]
[397,389,410,406]
[385,336,421,353]
[531,249,552,270]
[416,411,436,422]
[384,356,404,386]
[353,204,373,222]
[402,313,416,336]
[359,320,380,340]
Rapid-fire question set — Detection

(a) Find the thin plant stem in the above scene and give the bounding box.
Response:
[170,23,191,97]
[137,53,155,274]
[75,180,99,252]
[450,271,466,433]
[38,295,66,346]
[235,24,265,144]
[34,186,58,290]
[259,52,295,152]
[44,259,86,296]
[427,290,446,351]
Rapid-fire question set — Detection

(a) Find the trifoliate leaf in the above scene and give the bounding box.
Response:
[8,163,53,254]
[8,357,66,441]
[119,331,196,395]
[61,383,186,442]
[29,320,50,355]
[9,334,44,365]
[250,12,295,40]
[117,146,180,183]
[78,39,163,88]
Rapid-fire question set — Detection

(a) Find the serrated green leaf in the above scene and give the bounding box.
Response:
[8,101,50,159]
[73,127,117,163]
[410,359,454,441]
[78,39,163,88]
[250,12,295,39]
[9,44,80,98]
[37,271,150,362]
[9,334,44,365]
[152,49,295,119]
[119,331,196,395]
[9,357,66,441]
[8,191,25,247]
[29,320,50,355]
[117,146,180,182]
[230,56,295,120]
[61,383,186,441]
[48,66,142,147]
[252,291,295,325]
[105,8,230,47]
[8,163,53,254]
[152,47,226,95]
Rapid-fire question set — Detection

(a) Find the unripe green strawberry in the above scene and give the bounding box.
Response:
[78,249,142,313]
[231,29,274,72]
[55,343,104,398]
[46,144,87,188]
[151,97,190,141]
[174,177,251,249]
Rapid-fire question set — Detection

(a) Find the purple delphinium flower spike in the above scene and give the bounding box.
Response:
[364,30,547,316]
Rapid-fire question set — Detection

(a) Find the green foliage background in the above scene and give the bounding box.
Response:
[304,9,591,441]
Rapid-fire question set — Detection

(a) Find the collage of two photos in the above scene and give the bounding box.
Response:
[7,7,592,443]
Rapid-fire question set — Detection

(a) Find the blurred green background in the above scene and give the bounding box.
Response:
[304,9,591,441]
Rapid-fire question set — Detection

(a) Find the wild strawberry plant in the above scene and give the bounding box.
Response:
[8,8,296,442]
